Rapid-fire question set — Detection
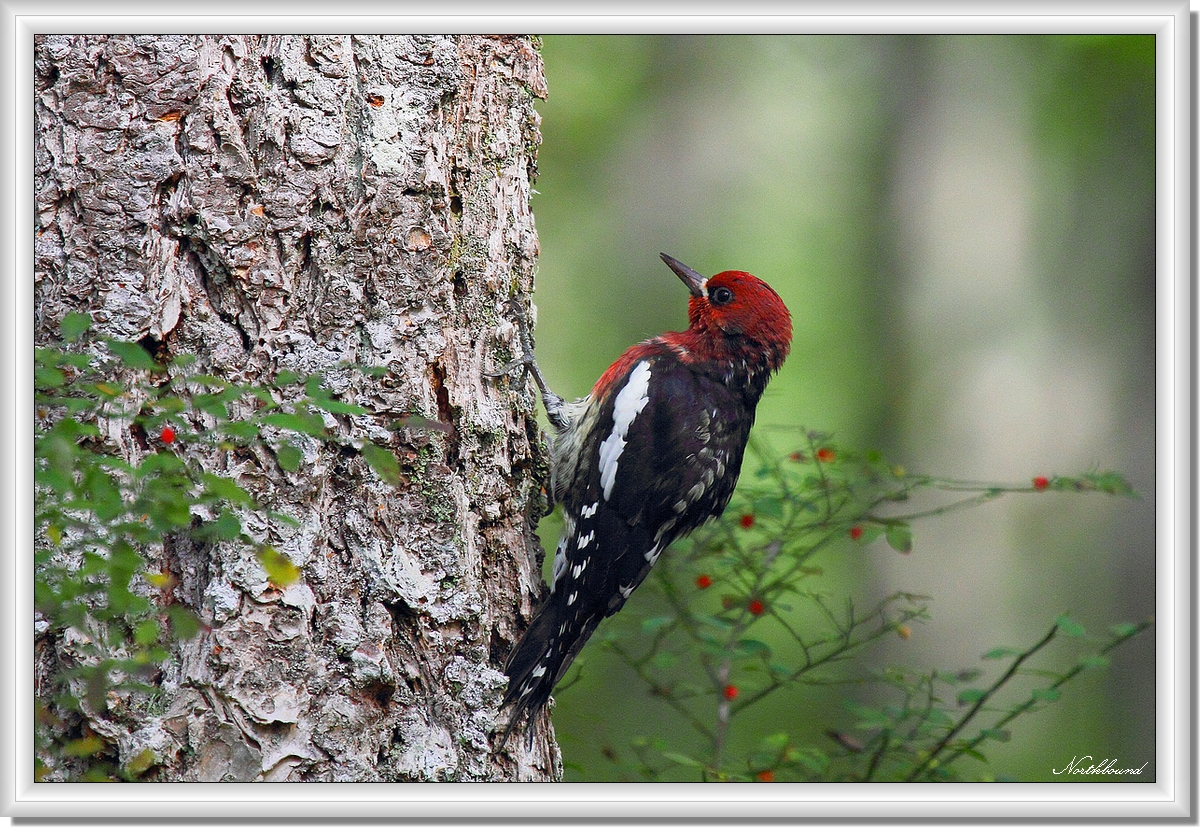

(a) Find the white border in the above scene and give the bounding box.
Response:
[3,1,1189,819]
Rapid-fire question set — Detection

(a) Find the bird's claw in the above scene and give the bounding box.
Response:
[483,355,532,381]
[487,296,568,431]
[486,298,538,381]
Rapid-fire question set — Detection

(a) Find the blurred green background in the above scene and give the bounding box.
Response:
[527,35,1156,782]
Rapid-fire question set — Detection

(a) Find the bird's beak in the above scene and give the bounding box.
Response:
[660,253,706,298]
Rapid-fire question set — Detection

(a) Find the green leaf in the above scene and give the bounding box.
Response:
[274,370,304,386]
[956,688,987,706]
[1082,470,1136,497]
[267,510,301,528]
[60,312,92,342]
[262,412,327,437]
[1108,622,1141,638]
[105,339,158,371]
[312,398,367,415]
[1031,687,1061,702]
[954,746,990,763]
[135,449,188,479]
[844,701,891,728]
[220,420,260,441]
[659,751,703,768]
[305,380,368,415]
[650,651,678,670]
[695,614,735,631]
[192,392,229,417]
[35,366,66,389]
[362,442,401,486]
[1056,615,1086,638]
[83,466,124,522]
[107,585,151,618]
[133,619,161,646]
[202,474,254,507]
[167,605,202,640]
[258,547,300,587]
[1078,654,1110,670]
[641,615,674,632]
[735,638,772,659]
[981,728,1011,742]
[125,748,158,778]
[197,510,242,541]
[109,542,144,577]
[748,495,785,519]
[982,647,1021,660]
[63,735,107,758]
[59,352,94,369]
[787,746,830,774]
[758,732,791,752]
[277,445,303,473]
[854,524,885,545]
[884,522,913,554]
[154,395,186,415]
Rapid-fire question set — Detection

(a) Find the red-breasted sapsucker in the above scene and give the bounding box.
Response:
[494,253,792,745]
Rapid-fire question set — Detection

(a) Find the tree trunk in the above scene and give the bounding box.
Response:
[34,34,557,781]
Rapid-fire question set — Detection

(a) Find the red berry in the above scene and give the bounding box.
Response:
[849,525,863,540]
[695,574,713,590]
[816,447,835,462]
[723,684,738,701]
[756,770,775,782]
[739,513,755,529]
[748,599,765,616]
[161,426,176,444]
[1033,476,1049,491]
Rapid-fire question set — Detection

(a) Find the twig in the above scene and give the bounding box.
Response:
[905,621,1060,781]
[934,618,1155,775]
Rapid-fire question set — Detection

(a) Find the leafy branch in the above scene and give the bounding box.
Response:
[559,429,1146,782]
[34,313,406,780]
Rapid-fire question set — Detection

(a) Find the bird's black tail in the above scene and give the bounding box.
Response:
[499,589,601,749]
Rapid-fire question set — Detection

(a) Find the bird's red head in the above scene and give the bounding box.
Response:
[660,253,792,372]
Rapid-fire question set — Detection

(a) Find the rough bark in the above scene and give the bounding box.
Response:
[34,34,556,781]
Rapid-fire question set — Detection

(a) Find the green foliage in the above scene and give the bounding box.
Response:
[564,431,1148,782]
[34,314,403,780]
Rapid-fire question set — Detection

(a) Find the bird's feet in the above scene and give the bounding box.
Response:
[488,298,568,430]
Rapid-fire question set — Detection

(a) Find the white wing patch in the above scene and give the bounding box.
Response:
[598,360,652,501]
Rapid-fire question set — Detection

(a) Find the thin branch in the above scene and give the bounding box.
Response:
[607,641,714,742]
[935,619,1155,775]
[905,621,1060,781]
[863,730,891,782]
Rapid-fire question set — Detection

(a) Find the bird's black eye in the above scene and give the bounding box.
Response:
[709,286,735,306]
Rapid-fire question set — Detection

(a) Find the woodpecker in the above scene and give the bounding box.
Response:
[494,253,792,746]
